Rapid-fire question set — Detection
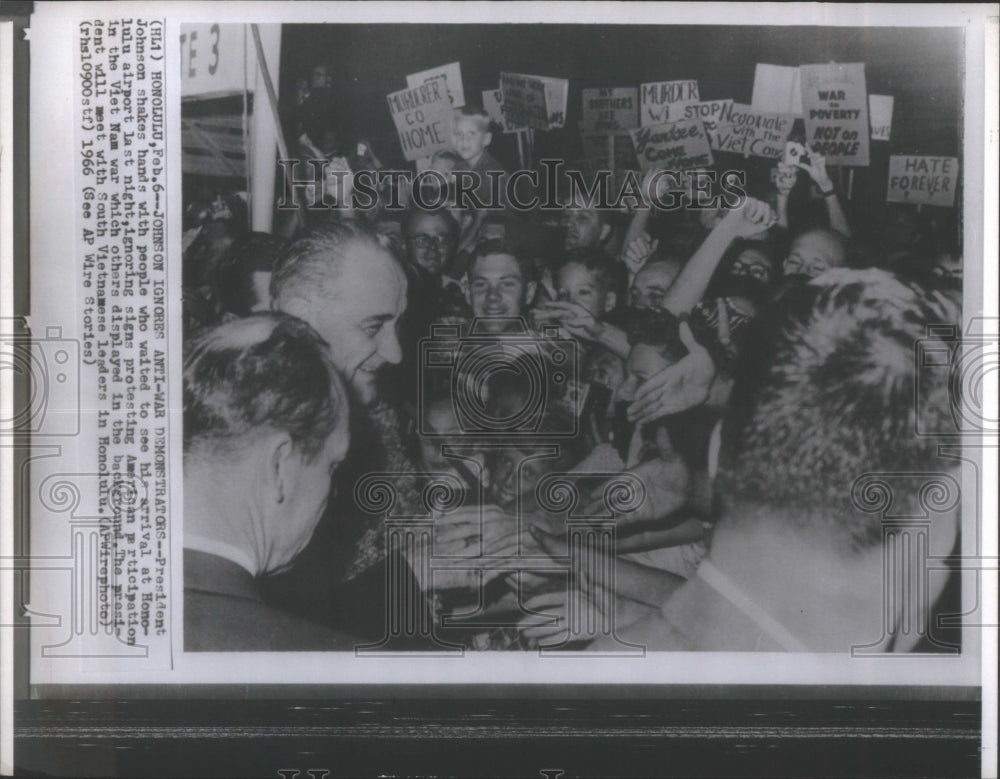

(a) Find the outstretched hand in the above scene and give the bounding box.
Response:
[627,321,716,424]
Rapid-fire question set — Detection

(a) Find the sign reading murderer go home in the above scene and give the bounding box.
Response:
[386,76,455,161]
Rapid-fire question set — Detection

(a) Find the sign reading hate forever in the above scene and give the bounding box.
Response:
[500,72,550,130]
[386,76,455,161]
[582,88,639,134]
[629,118,714,172]
[887,156,959,207]
[640,79,700,126]
[800,62,870,166]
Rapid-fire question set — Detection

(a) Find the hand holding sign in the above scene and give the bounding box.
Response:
[794,148,834,191]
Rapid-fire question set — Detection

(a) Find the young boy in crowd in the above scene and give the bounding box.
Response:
[452,105,507,211]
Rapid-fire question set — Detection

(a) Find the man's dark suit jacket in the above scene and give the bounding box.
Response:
[184,548,357,652]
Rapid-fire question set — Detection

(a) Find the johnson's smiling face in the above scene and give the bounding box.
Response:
[305,245,408,404]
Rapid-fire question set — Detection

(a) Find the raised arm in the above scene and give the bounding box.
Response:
[797,150,852,239]
[661,197,775,316]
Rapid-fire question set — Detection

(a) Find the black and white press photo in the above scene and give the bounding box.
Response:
[6,3,996,776]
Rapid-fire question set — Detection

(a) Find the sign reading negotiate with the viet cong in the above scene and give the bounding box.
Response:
[500,72,550,130]
[386,76,455,161]
[582,88,639,134]
[640,79,700,126]
[800,62,870,166]
[406,61,466,108]
[705,103,795,160]
[629,118,714,172]
[887,156,959,207]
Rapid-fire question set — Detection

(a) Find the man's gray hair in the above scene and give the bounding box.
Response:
[269,220,397,309]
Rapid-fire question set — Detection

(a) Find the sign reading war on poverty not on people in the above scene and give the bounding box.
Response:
[500,72,550,130]
[386,76,455,162]
[706,102,795,160]
[800,62,870,166]
[640,79,700,126]
[629,118,714,172]
[581,87,638,134]
[887,155,959,207]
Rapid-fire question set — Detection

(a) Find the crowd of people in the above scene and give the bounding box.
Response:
[181,81,964,654]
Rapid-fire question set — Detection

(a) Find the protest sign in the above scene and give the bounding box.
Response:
[540,76,569,129]
[406,61,465,108]
[751,64,804,116]
[869,94,894,141]
[681,99,735,131]
[629,118,714,172]
[582,88,639,134]
[386,76,455,161]
[705,103,795,160]
[640,79,700,126]
[887,155,959,207]
[500,72,550,130]
[483,88,523,133]
[800,62,870,166]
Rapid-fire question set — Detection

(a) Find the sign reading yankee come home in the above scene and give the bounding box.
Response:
[386,76,455,162]
[629,118,714,172]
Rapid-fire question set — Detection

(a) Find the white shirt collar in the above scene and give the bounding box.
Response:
[184,534,257,577]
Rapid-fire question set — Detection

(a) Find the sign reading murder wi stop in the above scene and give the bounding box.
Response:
[386,76,455,161]
[581,87,639,134]
[629,118,714,172]
[639,79,700,126]
[800,62,870,166]
[500,72,550,130]
[706,102,795,160]
[887,155,959,207]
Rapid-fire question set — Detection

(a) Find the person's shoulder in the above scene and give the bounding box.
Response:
[476,150,507,174]
[185,587,356,652]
